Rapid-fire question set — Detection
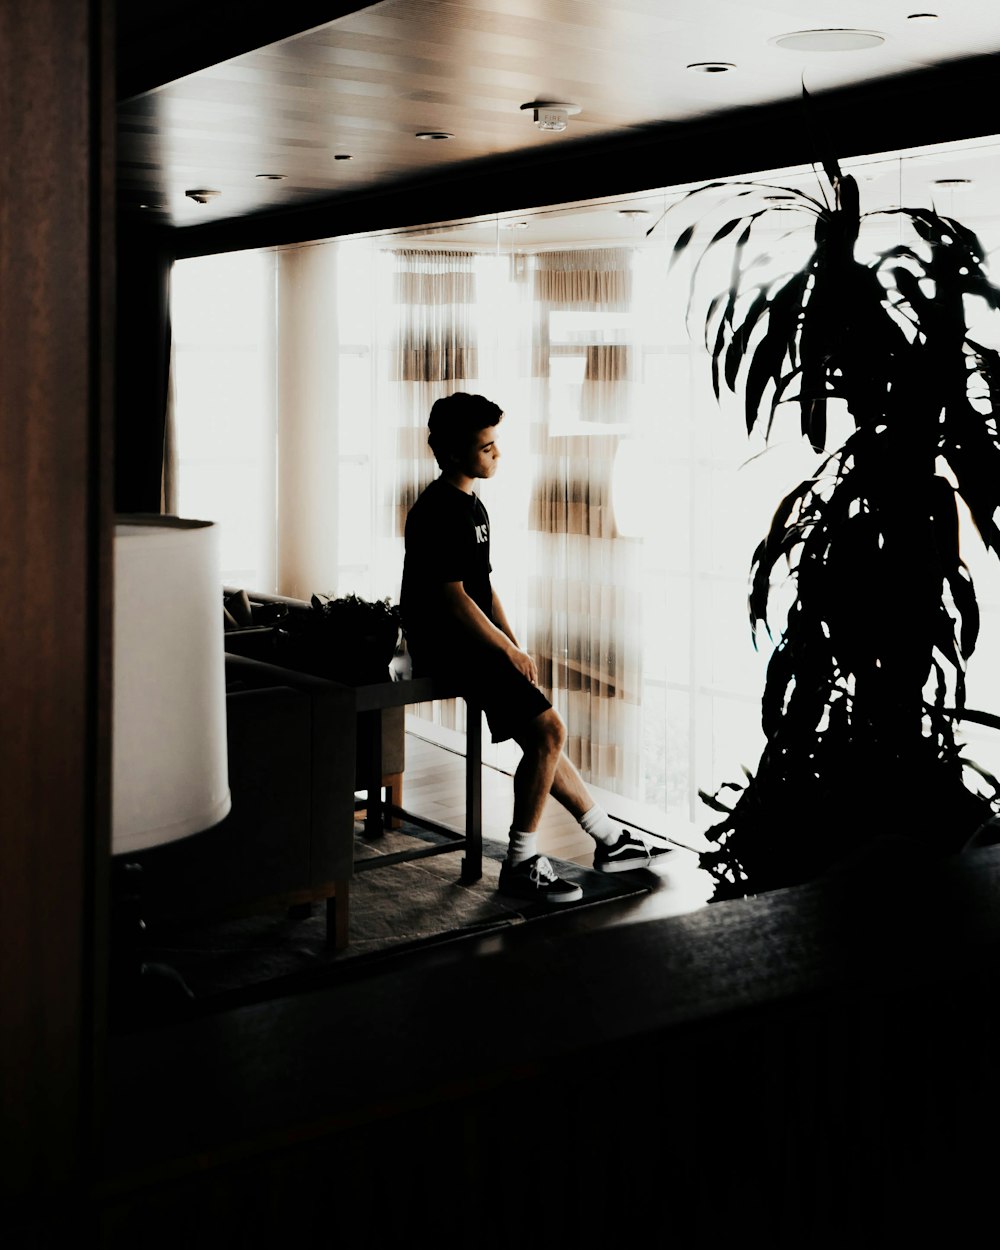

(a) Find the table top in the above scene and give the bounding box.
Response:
[351,672,466,712]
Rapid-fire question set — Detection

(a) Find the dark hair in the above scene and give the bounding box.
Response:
[427,392,503,469]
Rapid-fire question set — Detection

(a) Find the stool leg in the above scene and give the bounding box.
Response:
[326,881,350,949]
[383,771,402,829]
[361,709,383,840]
[462,700,483,883]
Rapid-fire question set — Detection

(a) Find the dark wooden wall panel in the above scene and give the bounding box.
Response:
[115,220,173,513]
[0,0,113,1226]
[117,1,373,100]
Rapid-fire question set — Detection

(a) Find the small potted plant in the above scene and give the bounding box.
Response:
[278,592,402,684]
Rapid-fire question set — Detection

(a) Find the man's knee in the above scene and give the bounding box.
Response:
[526,708,566,758]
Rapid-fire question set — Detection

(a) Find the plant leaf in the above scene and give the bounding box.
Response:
[801,82,841,188]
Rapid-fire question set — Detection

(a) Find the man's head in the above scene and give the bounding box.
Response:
[427,392,504,473]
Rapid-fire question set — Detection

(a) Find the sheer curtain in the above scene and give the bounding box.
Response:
[522,248,642,794]
[377,246,483,736]
[365,243,644,791]
[381,248,479,539]
[169,235,747,813]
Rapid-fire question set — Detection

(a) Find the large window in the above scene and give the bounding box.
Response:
[170,133,1000,828]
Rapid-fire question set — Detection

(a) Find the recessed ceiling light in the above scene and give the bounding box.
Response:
[415,131,453,140]
[687,62,736,73]
[618,208,650,218]
[255,173,286,180]
[934,178,972,186]
[771,29,885,52]
[907,13,939,21]
[333,153,353,160]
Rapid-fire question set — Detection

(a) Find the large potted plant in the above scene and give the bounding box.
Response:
[670,129,1000,901]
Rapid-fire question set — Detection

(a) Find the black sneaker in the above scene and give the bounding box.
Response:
[497,854,584,904]
[592,828,675,873]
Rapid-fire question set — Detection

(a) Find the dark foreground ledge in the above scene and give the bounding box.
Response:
[95,841,1000,1246]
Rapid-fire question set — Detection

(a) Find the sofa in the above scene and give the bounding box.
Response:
[222,587,406,823]
[127,651,357,947]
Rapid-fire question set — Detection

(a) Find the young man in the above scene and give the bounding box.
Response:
[400,391,673,903]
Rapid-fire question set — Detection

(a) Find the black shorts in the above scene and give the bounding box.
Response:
[409,639,552,743]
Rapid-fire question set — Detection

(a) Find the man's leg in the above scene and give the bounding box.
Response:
[498,708,583,903]
[548,752,596,822]
[511,708,569,831]
[511,707,677,875]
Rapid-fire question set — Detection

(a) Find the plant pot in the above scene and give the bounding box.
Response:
[277,613,400,685]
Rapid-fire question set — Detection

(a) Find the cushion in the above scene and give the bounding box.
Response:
[223,588,254,628]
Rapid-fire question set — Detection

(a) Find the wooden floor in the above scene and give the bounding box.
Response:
[398,728,718,922]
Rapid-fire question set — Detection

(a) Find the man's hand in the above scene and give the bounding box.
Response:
[506,645,538,685]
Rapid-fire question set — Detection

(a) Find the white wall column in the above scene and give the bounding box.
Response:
[276,242,340,599]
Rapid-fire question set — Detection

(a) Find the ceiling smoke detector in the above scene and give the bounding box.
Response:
[520,101,581,133]
[185,188,221,204]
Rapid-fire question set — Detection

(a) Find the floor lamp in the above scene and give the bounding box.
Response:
[111,515,232,1023]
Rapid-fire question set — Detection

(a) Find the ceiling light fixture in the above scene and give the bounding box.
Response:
[255,173,285,181]
[520,101,581,133]
[771,29,885,52]
[687,62,736,73]
[907,13,940,21]
[333,153,353,160]
[934,178,972,186]
[185,188,221,204]
[415,131,453,140]
[618,208,650,218]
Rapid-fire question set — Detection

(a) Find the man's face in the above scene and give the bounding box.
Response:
[458,425,501,480]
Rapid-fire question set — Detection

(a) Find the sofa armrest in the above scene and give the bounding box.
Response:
[223,587,311,614]
[223,625,280,661]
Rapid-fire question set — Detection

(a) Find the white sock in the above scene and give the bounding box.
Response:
[507,829,538,867]
[579,804,618,846]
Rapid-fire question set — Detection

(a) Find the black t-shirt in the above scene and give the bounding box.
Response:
[400,477,493,656]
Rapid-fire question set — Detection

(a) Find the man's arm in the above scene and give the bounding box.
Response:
[441,581,538,684]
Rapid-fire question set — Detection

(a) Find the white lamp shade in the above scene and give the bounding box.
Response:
[112,516,232,854]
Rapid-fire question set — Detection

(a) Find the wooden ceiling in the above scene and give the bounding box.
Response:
[116,1,1000,249]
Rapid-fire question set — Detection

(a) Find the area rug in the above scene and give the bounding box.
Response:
[133,823,650,1017]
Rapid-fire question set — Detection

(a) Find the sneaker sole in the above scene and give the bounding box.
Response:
[547,885,583,903]
[497,884,584,903]
[594,852,675,873]
[607,821,685,850]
